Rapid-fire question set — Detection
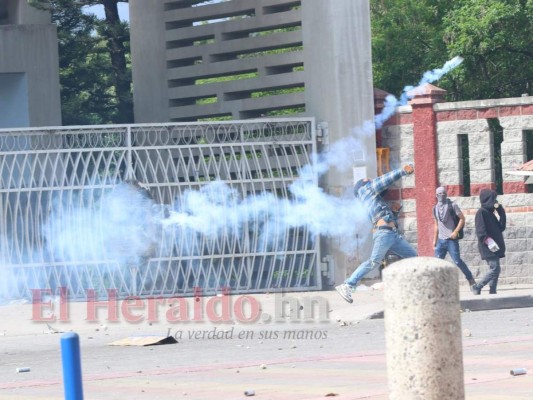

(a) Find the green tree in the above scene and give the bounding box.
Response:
[443,0,533,100]
[370,0,454,97]
[370,0,532,101]
[94,0,132,123]
[30,0,132,125]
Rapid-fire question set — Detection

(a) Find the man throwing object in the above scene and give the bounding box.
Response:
[336,164,417,303]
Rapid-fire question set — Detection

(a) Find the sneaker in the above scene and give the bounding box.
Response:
[471,284,481,295]
[336,283,353,303]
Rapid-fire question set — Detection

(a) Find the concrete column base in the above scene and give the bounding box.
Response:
[383,257,465,400]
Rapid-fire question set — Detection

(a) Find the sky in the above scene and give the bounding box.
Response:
[83,3,130,22]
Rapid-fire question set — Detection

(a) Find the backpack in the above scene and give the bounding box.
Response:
[433,199,464,239]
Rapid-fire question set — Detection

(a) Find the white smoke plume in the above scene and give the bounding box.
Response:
[50,57,463,260]
[375,56,463,129]
[160,56,464,253]
[0,57,463,301]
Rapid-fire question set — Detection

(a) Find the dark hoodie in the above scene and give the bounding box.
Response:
[475,189,506,260]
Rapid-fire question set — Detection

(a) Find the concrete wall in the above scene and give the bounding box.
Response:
[4,0,50,24]
[129,0,168,123]
[0,0,61,127]
[301,0,375,283]
[380,92,533,285]
[0,73,29,127]
[131,0,309,122]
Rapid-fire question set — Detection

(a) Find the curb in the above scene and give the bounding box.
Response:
[365,295,533,320]
[460,295,533,312]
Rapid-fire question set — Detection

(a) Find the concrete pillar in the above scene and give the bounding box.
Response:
[0,8,61,127]
[301,0,375,283]
[410,84,445,256]
[129,0,169,123]
[500,117,528,194]
[7,0,51,24]
[383,257,465,400]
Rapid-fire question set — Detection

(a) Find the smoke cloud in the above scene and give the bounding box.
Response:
[375,56,463,129]
[144,57,464,256]
[0,57,463,301]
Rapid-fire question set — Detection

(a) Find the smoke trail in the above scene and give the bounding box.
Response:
[158,56,464,253]
[0,57,464,301]
[375,56,463,130]
[162,176,368,255]
[53,58,463,259]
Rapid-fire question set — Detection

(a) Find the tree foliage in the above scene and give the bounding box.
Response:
[370,0,533,101]
[95,0,132,123]
[30,0,132,125]
[371,0,450,97]
[443,0,533,100]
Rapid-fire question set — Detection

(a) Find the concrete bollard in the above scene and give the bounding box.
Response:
[383,257,465,400]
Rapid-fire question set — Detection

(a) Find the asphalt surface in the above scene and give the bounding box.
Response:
[1,283,533,399]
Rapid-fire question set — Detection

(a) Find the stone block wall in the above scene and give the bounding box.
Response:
[453,194,533,285]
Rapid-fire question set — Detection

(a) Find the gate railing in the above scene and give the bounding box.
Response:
[0,119,321,301]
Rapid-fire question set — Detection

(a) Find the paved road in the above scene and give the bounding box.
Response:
[1,286,533,399]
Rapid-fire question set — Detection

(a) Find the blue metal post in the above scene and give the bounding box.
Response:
[60,332,84,400]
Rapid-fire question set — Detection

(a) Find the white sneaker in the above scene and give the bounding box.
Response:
[335,283,353,303]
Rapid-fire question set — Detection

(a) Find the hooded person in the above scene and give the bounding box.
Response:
[472,188,506,295]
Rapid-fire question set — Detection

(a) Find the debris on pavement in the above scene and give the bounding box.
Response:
[510,368,527,376]
[16,367,31,373]
[45,323,60,334]
[109,334,178,346]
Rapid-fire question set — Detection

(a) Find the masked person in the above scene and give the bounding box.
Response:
[472,189,506,295]
[433,187,476,289]
[336,164,417,303]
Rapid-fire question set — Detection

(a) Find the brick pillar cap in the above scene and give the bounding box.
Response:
[408,83,447,105]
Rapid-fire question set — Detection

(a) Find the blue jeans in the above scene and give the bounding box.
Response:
[345,229,417,287]
[434,239,474,281]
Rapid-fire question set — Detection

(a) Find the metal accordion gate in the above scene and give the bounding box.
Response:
[0,119,321,301]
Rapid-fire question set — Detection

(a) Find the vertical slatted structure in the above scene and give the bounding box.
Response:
[0,120,320,301]
[164,0,305,121]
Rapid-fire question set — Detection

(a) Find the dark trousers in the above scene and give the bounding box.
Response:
[478,257,501,293]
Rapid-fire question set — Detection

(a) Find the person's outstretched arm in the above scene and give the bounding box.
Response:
[368,164,414,195]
